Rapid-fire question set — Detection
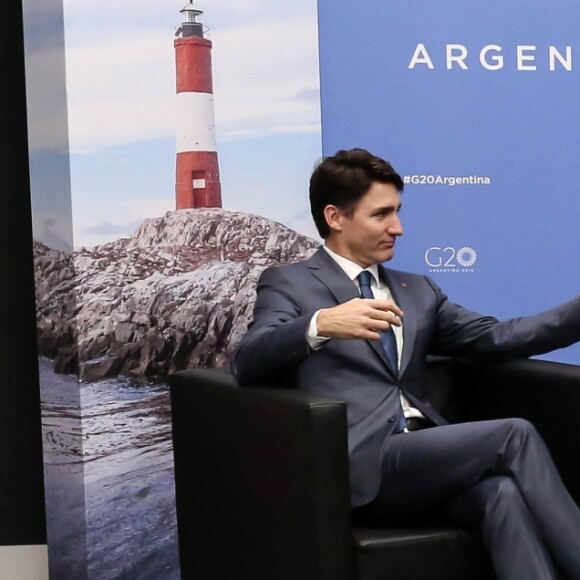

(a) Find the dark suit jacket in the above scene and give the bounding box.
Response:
[232,247,580,506]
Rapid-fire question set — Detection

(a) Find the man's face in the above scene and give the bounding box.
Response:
[331,182,403,268]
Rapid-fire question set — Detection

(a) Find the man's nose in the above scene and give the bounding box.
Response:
[388,216,403,236]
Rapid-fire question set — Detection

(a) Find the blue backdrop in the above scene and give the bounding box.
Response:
[317,0,580,363]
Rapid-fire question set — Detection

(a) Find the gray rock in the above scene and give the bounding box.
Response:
[34,208,319,381]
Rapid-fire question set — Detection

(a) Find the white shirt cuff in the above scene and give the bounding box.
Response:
[306,309,331,350]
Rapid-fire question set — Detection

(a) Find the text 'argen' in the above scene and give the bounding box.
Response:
[408,44,573,71]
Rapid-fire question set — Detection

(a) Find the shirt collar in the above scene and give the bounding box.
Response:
[323,245,380,286]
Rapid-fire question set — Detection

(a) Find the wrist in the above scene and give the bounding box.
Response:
[316,309,330,336]
[307,309,331,350]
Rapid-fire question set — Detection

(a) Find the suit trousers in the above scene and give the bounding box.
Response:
[354,418,580,580]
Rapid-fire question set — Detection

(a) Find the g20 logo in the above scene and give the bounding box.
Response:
[424,246,478,268]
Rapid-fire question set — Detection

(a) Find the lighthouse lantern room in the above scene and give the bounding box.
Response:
[179,2,204,38]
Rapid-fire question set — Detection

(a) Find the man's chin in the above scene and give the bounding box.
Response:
[378,249,395,263]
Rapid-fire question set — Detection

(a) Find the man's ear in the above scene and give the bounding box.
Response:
[323,205,343,233]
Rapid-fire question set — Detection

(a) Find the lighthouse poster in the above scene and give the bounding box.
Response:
[24,0,322,578]
[64,0,322,249]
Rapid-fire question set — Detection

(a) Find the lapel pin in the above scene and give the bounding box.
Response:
[401,282,408,288]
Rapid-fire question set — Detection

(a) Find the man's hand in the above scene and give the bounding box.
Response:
[316,298,403,340]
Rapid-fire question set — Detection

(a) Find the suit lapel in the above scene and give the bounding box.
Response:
[306,247,360,304]
[307,249,396,378]
[380,266,417,379]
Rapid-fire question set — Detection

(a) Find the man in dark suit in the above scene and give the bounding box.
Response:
[232,148,580,580]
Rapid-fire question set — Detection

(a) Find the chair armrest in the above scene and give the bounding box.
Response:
[169,369,354,580]
[453,358,580,502]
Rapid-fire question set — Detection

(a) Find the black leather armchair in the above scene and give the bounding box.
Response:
[169,358,580,580]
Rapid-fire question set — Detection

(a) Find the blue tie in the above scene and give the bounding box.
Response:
[357,271,399,376]
[357,271,407,433]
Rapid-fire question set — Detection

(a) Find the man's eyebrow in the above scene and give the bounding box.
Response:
[372,204,402,213]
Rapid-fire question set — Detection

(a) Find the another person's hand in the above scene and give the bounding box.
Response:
[316,298,403,340]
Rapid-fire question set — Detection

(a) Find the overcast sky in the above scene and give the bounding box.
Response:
[57,0,322,247]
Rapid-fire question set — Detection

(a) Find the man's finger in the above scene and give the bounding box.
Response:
[362,298,404,317]
[362,319,400,333]
[364,307,403,326]
[359,328,381,341]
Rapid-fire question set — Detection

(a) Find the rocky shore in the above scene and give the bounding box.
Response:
[34,208,318,381]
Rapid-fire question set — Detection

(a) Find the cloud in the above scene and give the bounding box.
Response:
[73,197,173,248]
[220,123,320,142]
[64,29,176,152]
[211,17,321,136]
[74,198,175,248]
[120,197,174,216]
[62,1,321,152]
[82,219,141,236]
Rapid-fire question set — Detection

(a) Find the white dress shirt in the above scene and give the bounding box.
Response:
[306,245,424,419]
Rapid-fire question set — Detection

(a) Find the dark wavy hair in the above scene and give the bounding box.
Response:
[309,148,404,238]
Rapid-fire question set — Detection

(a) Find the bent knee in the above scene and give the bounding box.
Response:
[479,476,527,528]
[502,417,537,438]
[489,475,520,500]
[475,475,523,513]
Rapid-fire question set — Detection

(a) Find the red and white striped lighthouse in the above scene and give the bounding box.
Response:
[174,1,222,209]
